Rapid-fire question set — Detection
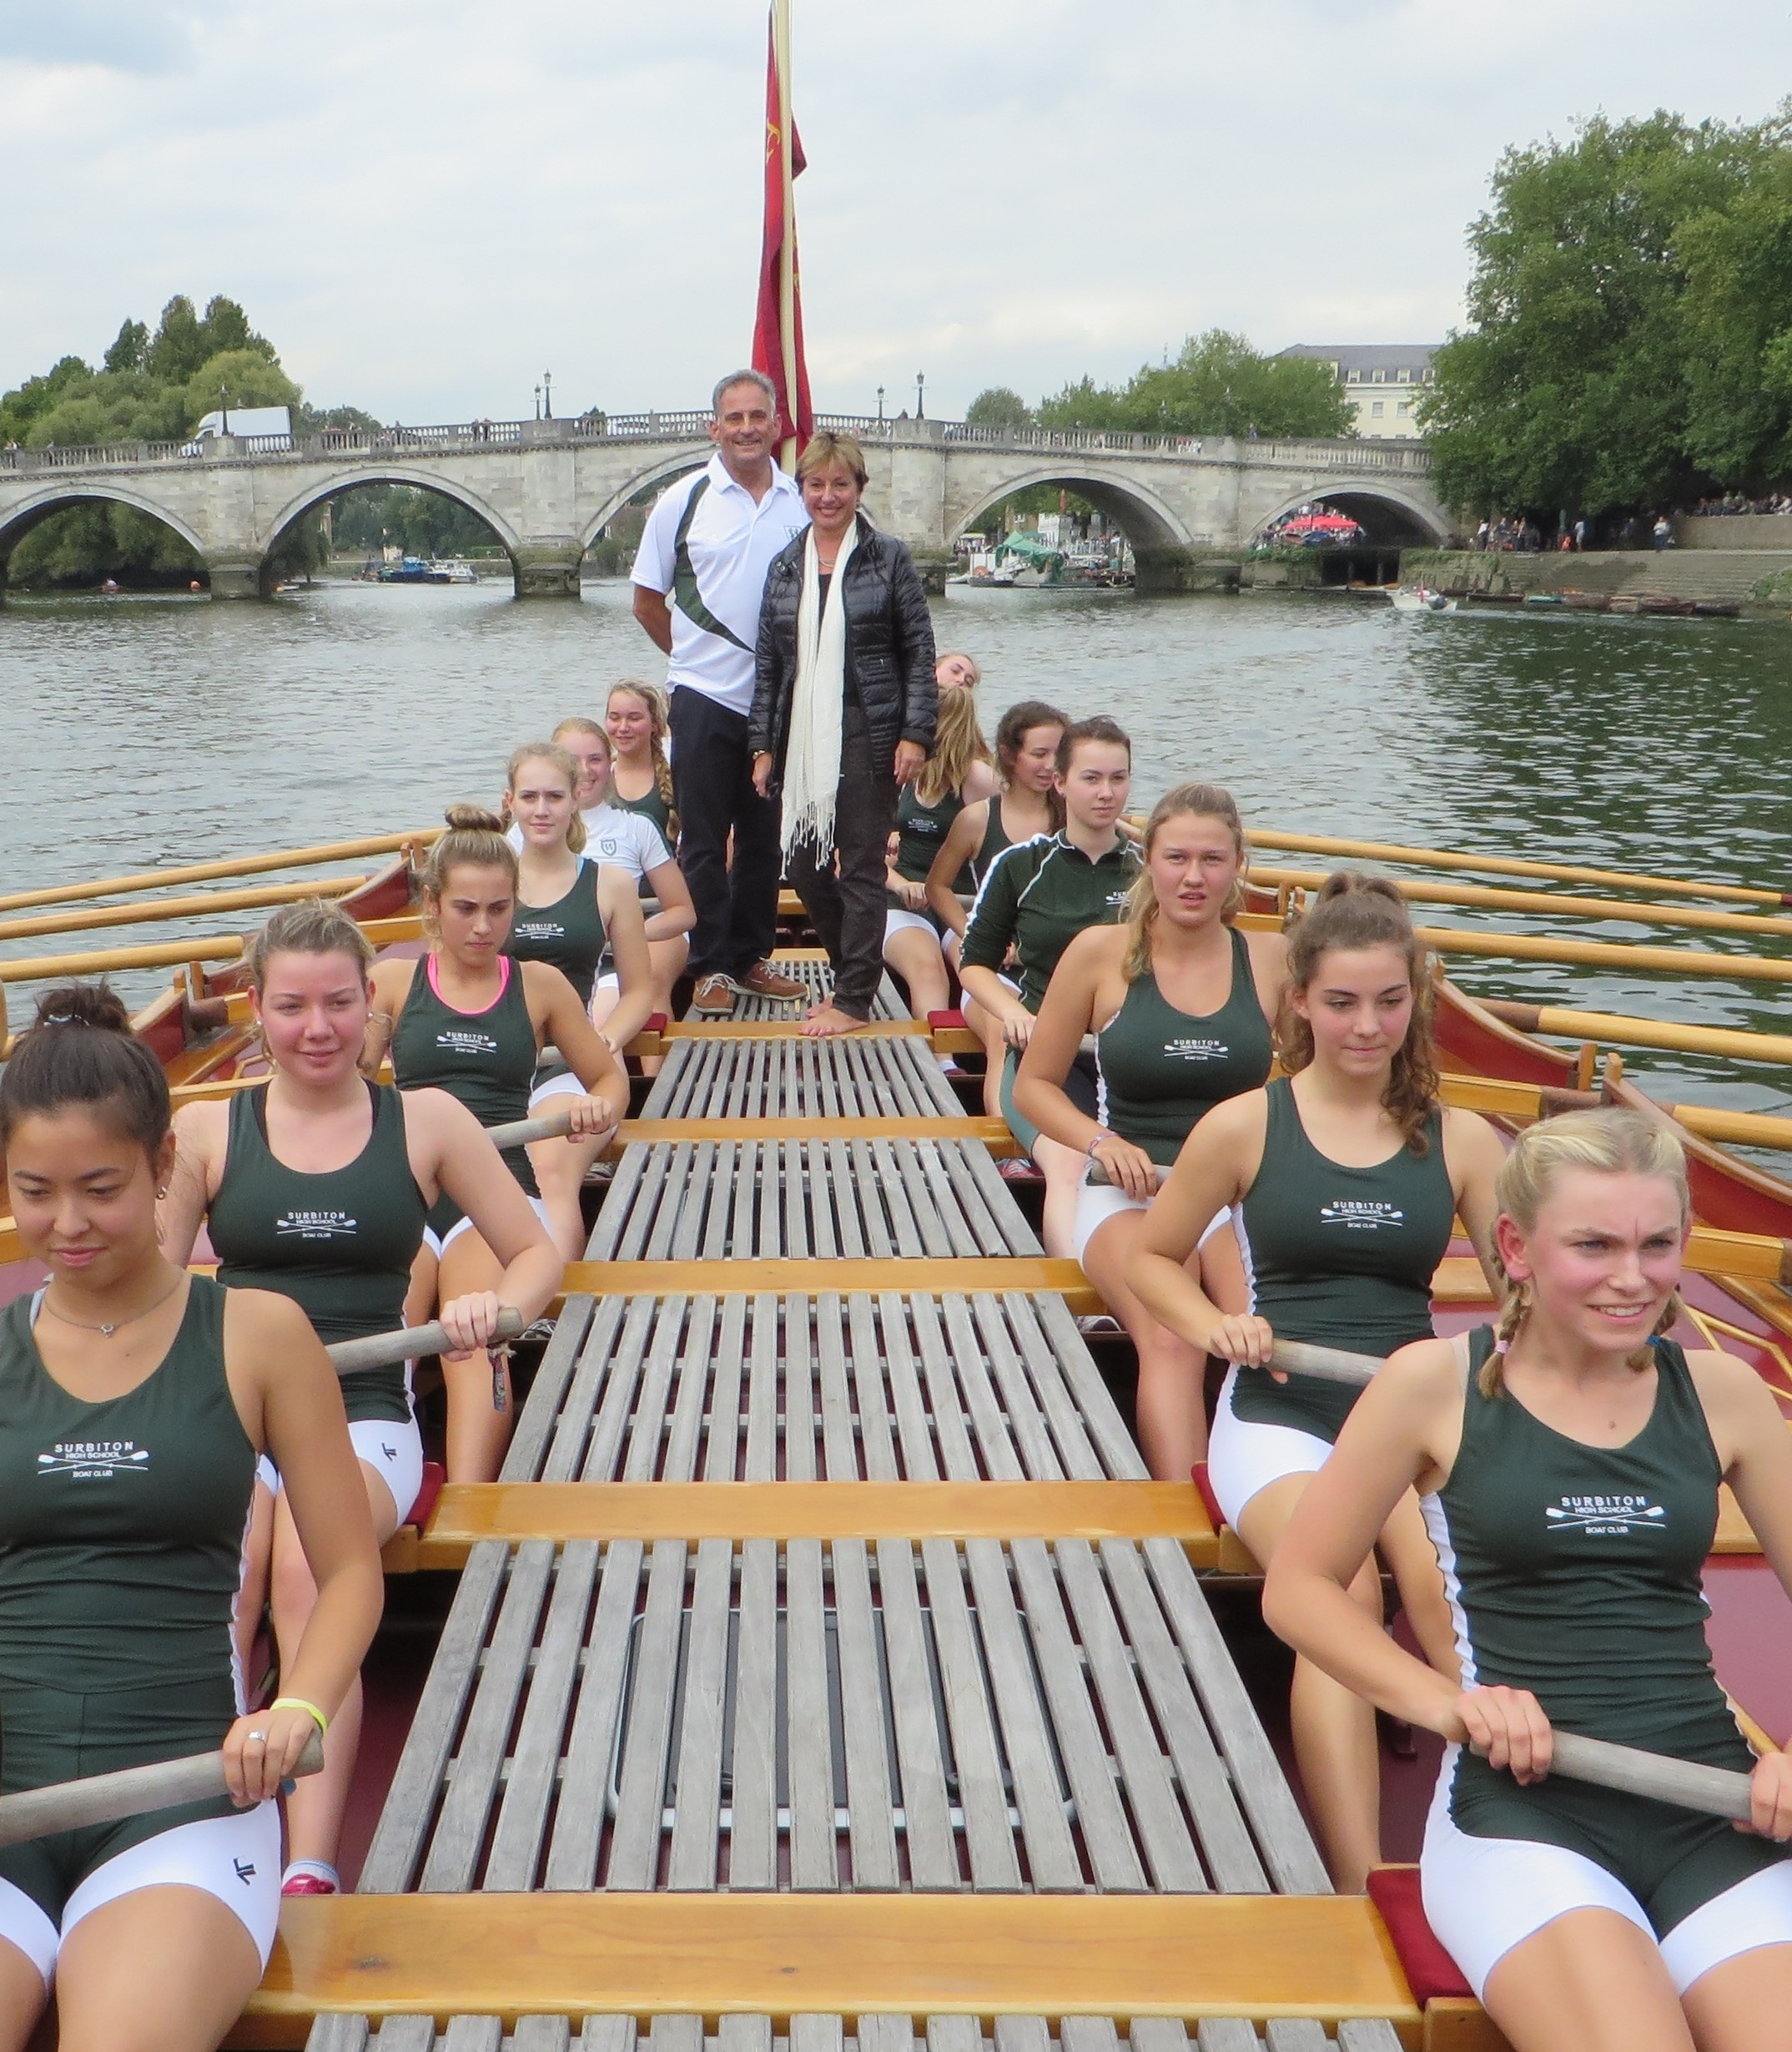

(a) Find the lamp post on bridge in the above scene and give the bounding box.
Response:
[542,370,553,421]
[915,372,925,421]
[877,386,884,424]
[534,384,542,421]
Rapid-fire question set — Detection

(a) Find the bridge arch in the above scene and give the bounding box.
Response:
[1251,480,1448,547]
[261,466,526,566]
[949,466,1196,555]
[0,481,209,565]
[576,446,712,554]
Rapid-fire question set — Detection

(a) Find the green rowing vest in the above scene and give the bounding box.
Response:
[1232,1076,1452,1440]
[0,1276,254,1703]
[1095,927,1272,1166]
[210,1081,424,1424]
[506,856,607,1009]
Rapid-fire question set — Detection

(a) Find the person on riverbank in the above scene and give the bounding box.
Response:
[605,681,679,850]
[0,983,381,2039]
[528,717,695,1046]
[1129,874,1503,1888]
[881,658,999,1021]
[750,430,938,1036]
[365,809,626,1481]
[1013,784,1286,1475]
[504,744,652,1253]
[1263,1108,1792,2050]
[162,897,563,1897]
[959,715,1140,1253]
[924,699,1068,1115]
[631,370,809,1018]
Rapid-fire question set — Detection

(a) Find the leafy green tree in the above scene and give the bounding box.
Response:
[184,349,300,424]
[966,386,1034,429]
[1422,111,1783,515]
[144,295,209,382]
[0,356,92,445]
[103,320,148,373]
[1036,332,1350,439]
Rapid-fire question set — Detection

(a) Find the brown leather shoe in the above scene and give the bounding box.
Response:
[730,960,806,1003]
[691,974,737,1016]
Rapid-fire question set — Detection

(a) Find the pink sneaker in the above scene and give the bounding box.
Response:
[281,1863,340,1897]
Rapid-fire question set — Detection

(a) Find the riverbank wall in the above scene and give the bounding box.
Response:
[1402,547,1792,613]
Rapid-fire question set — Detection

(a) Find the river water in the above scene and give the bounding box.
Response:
[3,577,1791,1119]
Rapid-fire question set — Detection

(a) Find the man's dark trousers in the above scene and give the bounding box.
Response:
[669,684,782,982]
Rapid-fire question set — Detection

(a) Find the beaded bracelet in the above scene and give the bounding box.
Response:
[271,1695,330,1737]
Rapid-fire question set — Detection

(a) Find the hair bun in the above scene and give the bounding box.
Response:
[444,803,507,835]
[32,981,132,1034]
[1316,869,1403,908]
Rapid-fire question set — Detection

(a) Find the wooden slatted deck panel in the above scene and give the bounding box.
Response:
[263,964,1432,2052]
[304,2015,1407,2052]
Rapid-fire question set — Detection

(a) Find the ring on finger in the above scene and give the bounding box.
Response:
[247,1731,268,1744]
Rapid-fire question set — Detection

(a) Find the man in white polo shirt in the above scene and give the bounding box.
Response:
[632,369,810,1013]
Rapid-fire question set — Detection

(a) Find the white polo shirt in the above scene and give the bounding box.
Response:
[504,808,671,885]
[631,452,808,717]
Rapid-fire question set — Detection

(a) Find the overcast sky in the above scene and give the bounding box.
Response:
[3,2,1788,426]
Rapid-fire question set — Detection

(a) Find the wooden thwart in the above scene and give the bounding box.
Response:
[239,1893,1420,2044]
[556,1258,1102,1311]
[404,1480,1218,1569]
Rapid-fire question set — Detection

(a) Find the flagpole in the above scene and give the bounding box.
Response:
[773,0,798,471]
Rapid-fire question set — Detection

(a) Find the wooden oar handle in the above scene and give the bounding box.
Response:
[1085,1158,1171,1192]
[0,1728,325,1850]
[1263,1338,1384,1387]
[1512,1732,1755,1824]
[483,1103,576,1150]
[326,1306,526,1377]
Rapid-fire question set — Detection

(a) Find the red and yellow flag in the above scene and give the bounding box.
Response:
[751,0,813,471]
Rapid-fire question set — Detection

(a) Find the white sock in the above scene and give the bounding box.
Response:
[282,1858,340,1889]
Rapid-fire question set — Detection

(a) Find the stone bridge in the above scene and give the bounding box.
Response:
[0,409,1448,598]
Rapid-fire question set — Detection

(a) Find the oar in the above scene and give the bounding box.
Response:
[0,1728,325,1851]
[1543,1732,1756,1823]
[482,1103,576,1150]
[326,1306,526,1377]
[1245,827,1792,910]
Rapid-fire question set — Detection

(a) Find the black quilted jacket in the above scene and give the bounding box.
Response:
[748,521,938,772]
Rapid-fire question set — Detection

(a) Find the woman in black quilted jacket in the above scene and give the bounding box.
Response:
[750,431,938,1034]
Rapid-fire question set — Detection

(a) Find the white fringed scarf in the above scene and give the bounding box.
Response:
[779,518,859,863]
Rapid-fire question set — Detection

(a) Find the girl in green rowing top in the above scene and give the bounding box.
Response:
[1014,784,1286,1478]
[505,742,652,1255]
[364,808,627,1484]
[2,982,380,2044]
[1130,873,1504,1888]
[605,680,678,846]
[164,897,562,1896]
[924,699,1066,1117]
[550,714,696,1040]
[1266,1108,1792,2052]
[959,715,1140,1258]
[882,670,999,1021]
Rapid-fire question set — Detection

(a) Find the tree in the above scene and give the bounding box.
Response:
[103,319,148,373]
[184,349,300,425]
[144,295,209,382]
[1421,110,1783,516]
[966,386,1034,429]
[1035,332,1352,439]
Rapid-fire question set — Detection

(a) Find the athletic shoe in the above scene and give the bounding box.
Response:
[691,975,737,1016]
[281,1862,340,1896]
[1075,1313,1123,1335]
[730,961,806,1003]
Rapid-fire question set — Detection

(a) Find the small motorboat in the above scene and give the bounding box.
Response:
[1388,584,1457,613]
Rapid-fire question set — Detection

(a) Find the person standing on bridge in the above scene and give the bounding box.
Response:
[631,370,811,1016]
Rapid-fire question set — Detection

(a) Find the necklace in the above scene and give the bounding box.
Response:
[42,1273,183,1339]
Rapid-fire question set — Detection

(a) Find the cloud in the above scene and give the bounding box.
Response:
[1,0,1789,421]
[0,1,208,73]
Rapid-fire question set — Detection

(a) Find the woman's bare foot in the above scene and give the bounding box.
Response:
[800,1005,868,1037]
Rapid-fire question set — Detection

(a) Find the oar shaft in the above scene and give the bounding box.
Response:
[0,1729,325,1850]
[1265,1338,1384,1387]
[482,1104,576,1151]
[1533,1732,1755,1823]
[325,1306,526,1377]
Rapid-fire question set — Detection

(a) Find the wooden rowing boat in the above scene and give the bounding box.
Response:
[8,834,1792,2052]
